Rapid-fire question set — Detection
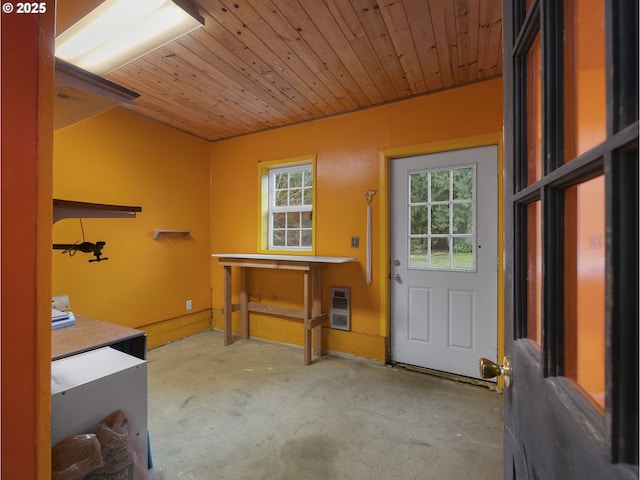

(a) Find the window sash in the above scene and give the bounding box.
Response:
[267,164,313,251]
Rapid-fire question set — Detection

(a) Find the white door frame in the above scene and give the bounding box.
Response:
[378,133,504,386]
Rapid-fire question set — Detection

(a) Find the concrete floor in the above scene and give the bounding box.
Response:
[146,330,503,480]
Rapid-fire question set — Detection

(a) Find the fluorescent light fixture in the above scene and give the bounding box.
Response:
[55,0,204,75]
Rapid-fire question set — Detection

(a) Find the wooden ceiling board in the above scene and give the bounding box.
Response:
[302,1,385,105]
[261,0,371,108]
[455,0,481,83]
[378,0,426,95]
[403,0,444,92]
[323,0,398,102]
[477,0,504,78]
[57,0,503,141]
[194,5,329,118]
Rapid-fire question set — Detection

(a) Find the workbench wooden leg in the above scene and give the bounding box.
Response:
[303,270,312,366]
[240,267,249,340]
[223,265,233,346]
[311,268,323,357]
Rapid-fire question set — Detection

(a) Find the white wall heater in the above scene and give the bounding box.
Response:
[330,287,350,331]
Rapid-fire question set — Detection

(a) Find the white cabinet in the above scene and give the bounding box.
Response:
[51,347,147,468]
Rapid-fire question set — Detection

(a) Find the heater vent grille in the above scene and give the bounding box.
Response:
[330,287,350,331]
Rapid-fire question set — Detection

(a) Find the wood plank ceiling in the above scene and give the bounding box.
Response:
[59,0,503,142]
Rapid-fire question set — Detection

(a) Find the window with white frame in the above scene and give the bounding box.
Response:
[260,159,315,252]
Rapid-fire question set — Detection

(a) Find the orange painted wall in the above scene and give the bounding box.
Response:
[210,78,503,361]
[1,6,55,479]
[53,109,212,347]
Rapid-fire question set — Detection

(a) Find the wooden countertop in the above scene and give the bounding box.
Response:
[52,314,146,361]
[212,253,356,263]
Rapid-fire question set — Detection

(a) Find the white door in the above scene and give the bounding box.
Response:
[390,145,498,380]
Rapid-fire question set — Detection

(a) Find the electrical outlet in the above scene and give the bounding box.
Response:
[351,236,360,248]
[186,299,192,311]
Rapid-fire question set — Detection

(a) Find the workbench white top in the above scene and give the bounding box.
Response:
[212,253,356,263]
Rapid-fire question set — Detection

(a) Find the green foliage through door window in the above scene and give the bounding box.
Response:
[409,165,476,270]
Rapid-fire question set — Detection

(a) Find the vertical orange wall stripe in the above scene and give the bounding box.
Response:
[1,5,54,479]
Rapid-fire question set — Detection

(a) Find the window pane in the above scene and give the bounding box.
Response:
[411,172,428,202]
[453,168,473,200]
[287,230,300,246]
[289,171,302,188]
[287,212,300,228]
[431,204,450,234]
[564,0,606,160]
[527,202,542,346]
[453,203,472,234]
[453,237,473,269]
[272,230,285,246]
[301,230,312,247]
[275,190,288,206]
[303,187,312,205]
[431,237,450,269]
[289,188,302,205]
[527,34,543,184]
[565,176,605,412]
[273,213,286,228]
[303,170,312,187]
[275,173,288,189]
[431,171,450,201]
[301,211,312,228]
[410,206,428,234]
[409,238,428,268]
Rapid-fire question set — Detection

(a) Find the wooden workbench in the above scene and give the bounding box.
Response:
[52,314,147,361]
[212,254,356,365]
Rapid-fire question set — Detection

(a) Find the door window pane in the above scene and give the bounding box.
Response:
[410,238,428,268]
[410,172,428,202]
[453,238,473,269]
[564,0,606,160]
[430,237,450,269]
[564,176,605,412]
[453,168,473,199]
[431,204,450,234]
[453,203,472,234]
[408,166,475,271]
[527,34,543,184]
[410,206,428,234]
[431,170,450,201]
[527,201,542,346]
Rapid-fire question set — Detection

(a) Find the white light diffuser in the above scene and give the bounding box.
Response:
[56,0,203,75]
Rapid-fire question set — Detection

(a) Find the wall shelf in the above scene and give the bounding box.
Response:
[54,58,140,130]
[53,199,142,224]
[153,229,191,240]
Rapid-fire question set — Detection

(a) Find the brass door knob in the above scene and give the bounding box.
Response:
[479,356,513,388]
